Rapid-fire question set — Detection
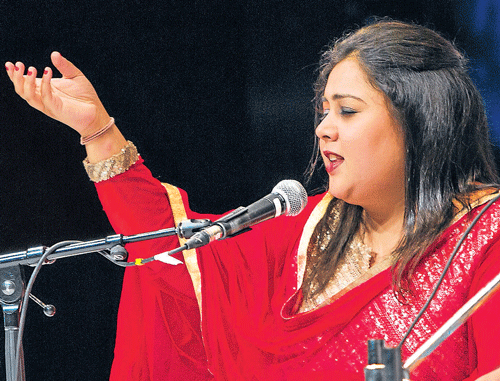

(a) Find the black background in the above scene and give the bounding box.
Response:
[0,1,498,380]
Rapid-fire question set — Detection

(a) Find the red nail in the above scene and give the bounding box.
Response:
[27,70,32,76]
[5,65,8,71]
[15,66,19,71]
[43,69,48,75]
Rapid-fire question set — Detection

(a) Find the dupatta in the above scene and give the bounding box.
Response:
[184,190,500,380]
[101,160,500,380]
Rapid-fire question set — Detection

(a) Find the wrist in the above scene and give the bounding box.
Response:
[84,122,128,163]
[80,117,115,145]
[75,107,112,138]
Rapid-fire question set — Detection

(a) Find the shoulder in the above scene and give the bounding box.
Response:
[451,187,500,224]
[413,191,500,292]
[450,189,500,251]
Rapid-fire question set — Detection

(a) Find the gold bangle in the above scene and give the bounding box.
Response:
[83,141,139,182]
[80,117,115,145]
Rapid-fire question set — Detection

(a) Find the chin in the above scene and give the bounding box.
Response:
[327,184,347,201]
[327,183,360,206]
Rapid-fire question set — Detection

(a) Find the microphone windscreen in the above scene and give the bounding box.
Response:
[273,180,308,216]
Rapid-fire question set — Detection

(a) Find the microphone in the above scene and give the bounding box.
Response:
[183,180,308,250]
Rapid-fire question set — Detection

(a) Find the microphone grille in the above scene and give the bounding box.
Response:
[273,180,308,216]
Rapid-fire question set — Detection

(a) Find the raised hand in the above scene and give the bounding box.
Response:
[5,52,110,138]
[5,52,127,162]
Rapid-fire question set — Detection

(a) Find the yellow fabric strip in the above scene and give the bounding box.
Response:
[451,188,500,224]
[162,183,203,311]
[296,193,333,289]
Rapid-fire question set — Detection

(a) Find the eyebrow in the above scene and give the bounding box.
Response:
[322,94,367,104]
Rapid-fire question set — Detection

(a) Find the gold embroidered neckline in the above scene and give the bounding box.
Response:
[296,188,500,314]
[298,200,375,313]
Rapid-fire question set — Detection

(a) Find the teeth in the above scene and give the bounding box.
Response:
[328,154,336,162]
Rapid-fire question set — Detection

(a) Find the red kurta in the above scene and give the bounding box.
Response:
[99,159,500,380]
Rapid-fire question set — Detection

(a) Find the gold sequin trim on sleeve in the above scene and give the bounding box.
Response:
[82,141,139,183]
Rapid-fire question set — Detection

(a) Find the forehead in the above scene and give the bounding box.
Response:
[323,58,383,103]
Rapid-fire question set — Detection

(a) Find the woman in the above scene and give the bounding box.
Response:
[6,20,500,380]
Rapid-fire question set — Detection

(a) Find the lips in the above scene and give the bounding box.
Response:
[323,151,344,173]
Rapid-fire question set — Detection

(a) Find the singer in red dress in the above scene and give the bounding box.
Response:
[6,20,500,380]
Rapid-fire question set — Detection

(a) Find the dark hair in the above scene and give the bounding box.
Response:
[304,19,499,298]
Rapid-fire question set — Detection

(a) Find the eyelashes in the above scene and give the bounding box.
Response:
[340,107,357,115]
[319,107,358,121]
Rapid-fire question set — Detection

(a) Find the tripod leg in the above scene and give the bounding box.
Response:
[3,304,25,381]
[0,266,26,381]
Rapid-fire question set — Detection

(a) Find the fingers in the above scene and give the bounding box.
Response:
[7,61,26,97]
[5,53,88,124]
[23,66,38,102]
[51,51,82,79]
[22,66,46,113]
[5,61,39,99]
[40,66,57,116]
[5,61,15,79]
[5,59,58,117]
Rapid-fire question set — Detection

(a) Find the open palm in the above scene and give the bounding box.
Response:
[6,52,109,137]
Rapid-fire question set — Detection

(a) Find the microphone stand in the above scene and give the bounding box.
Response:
[0,265,25,381]
[364,340,408,381]
[364,268,500,380]
[0,219,211,381]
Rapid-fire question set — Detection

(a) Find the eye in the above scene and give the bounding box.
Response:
[319,108,330,120]
[340,107,357,116]
[318,99,330,120]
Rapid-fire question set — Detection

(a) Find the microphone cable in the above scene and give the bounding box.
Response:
[12,238,186,380]
[14,240,80,381]
[397,191,500,352]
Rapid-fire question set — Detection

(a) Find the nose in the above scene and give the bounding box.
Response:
[315,115,338,141]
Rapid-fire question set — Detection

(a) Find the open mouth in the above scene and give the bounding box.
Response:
[324,151,344,172]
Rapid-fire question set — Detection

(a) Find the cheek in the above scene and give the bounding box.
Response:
[343,125,405,179]
[342,132,379,166]
[368,135,406,184]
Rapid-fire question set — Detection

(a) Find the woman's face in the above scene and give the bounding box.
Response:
[315,57,406,213]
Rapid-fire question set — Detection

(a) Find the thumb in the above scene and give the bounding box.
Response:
[50,51,83,78]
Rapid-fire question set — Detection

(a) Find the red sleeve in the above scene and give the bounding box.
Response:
[193,195,322,379]
[464,238,500,380]
[95,158,321,380]
[95,158,213,381]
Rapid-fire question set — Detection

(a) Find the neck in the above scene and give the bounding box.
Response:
[362,201,405,260]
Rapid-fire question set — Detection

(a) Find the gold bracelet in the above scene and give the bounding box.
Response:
[83,141,139,183]
[80,117,115,145]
